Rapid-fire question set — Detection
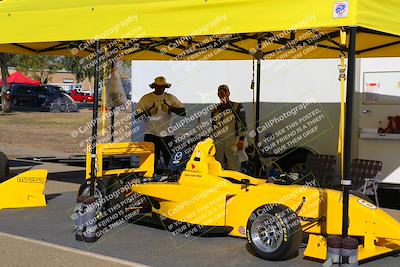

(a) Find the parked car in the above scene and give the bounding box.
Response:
[8,84,78,112]
[69,89,94,103]
[43,84,67,94]
[8,84,50,108]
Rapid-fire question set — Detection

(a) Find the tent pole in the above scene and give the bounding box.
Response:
[254,39,262,177]
[342,26,357,237]
[111,107,115,142]
[89,40,101,196]
[110,61,115,143]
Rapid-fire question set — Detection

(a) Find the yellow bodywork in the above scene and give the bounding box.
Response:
[130,138,400,262]
[86,142,154,179]
[0,170,47,210]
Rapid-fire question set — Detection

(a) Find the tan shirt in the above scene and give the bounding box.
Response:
[136,92,184,136]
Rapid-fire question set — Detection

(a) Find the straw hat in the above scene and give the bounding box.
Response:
[149,76,171,88]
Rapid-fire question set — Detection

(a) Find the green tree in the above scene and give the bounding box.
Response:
[63,56,94,83]
[13,55,63,83]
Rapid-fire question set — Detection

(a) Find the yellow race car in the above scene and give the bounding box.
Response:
[83,138,400,262]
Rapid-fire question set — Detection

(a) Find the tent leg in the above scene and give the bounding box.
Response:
[89,40,101,196]
[111,107,115,143]
[254,55,261,177]
[342,26,357,237]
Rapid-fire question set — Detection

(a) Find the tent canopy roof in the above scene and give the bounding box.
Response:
[0,71,40,86]
[0,0,399,60]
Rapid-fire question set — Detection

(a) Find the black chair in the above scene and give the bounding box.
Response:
[350,159,382,206]
[301,154,337,188]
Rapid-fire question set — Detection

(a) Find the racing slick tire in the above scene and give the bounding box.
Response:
[0,151,9,183]
[246,204,302,261]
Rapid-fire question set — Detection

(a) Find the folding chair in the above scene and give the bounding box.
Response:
[303,154,337,188]
[350,159,382,207]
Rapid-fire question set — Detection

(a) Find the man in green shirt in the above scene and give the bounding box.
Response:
[211,85,247,171]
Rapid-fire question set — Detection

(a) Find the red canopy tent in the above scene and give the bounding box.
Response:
[0,72,40,86]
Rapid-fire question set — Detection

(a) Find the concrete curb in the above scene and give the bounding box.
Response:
[0,231,149,267]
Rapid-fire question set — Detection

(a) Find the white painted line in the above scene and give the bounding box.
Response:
[0,231,150,267]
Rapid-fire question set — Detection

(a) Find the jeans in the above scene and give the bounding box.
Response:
[144,134,174,174]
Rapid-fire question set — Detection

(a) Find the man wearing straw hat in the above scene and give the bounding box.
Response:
[135,76,186,174]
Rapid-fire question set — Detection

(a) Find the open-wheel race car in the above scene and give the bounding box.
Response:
[80,138,400,262]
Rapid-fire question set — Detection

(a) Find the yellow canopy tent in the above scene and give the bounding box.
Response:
[0,0,399,59]
[1,0,399,250]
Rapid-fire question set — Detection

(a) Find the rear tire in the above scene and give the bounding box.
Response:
[246,204,302,261]
[277,148,313,173]
[0,151,9,183]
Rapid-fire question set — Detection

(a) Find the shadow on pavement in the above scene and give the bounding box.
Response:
[9,159,42,168]
[47,170,85,185]
[46,193,62,202]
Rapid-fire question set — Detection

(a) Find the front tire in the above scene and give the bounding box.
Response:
[246,204,302,261]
